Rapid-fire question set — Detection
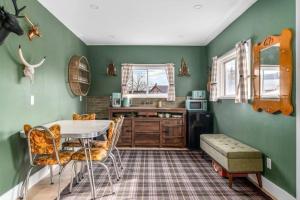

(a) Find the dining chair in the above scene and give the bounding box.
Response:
[19,124,74,200]
[70,119,122,197]
[92,116,124,173]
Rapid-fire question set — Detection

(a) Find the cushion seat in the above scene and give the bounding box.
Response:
[91,140,108,148]
[200,134,261,159]
[62,139,82,148]
[34,150,73,166]
[72,148,107,161]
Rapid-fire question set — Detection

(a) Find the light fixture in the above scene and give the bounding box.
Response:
[193,4,203,9]
[89,4,99,10]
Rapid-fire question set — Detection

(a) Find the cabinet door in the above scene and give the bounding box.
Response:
[134,120,160,147]
[117,119,132,147]
[162,119,185,147]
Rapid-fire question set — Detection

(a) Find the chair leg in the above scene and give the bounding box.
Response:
[99,162,115,195]
[23,167,34,200]
[109,153,120,180]
[49,166,54,184]
[228,173,233,189]
[74,161,79,183]
[115,147,124,170]
[80,163,85,180]
[256,172,262,187]
[57,165,66,200]
[69,162,76,193]
[19,166,33,200]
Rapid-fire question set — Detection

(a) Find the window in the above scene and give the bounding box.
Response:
[218,50,238,99]
[123,64,171,98]
[224,58,236,96]
[217,40,251,99]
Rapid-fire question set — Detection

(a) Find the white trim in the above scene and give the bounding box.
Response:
[248,174,296,200]
[217,49,238,99]
[204,0,257,45]
[0,166,58,200]
[296,0,300,199]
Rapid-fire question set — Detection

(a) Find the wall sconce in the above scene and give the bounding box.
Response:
[178,57,190,76]
[106,63,117,76]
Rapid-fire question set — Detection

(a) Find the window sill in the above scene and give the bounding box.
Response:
[123,94,168,99]
[218,96,235,100]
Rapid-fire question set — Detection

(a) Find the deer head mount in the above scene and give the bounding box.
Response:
[18,45,46,81]
[0,0,26,45]
[24,15,41,41]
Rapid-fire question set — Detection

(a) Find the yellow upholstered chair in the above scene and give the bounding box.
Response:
[71,119,122,197]
[62,113,96,149]
[20,124,74,200]
[92,116,124,171]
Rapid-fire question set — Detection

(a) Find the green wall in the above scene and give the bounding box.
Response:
[0,0,87,195]
[87,46,208,96]
[207,0,296,196]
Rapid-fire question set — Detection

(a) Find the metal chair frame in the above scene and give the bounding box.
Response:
[19,126,73,200]
[71,119,122,199]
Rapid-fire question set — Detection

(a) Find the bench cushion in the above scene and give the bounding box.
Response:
[200,134,262,159]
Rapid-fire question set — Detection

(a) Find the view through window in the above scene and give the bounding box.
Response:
[126,66,169,98]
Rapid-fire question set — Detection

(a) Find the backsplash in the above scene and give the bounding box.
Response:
[87,96,186,119]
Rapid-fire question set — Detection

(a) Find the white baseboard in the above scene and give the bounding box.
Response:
[248,174,295,200]
[0,166,58,200]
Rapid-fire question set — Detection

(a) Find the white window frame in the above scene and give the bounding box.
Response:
[217,50,238,99]
[123,64,169,99]
[216,40,252,100]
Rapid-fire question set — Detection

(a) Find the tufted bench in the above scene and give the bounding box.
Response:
[200,134,263,188]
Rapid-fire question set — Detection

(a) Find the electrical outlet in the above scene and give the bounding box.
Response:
[266,157,272,169]
[30,95,35,106]
[79,96,82,102]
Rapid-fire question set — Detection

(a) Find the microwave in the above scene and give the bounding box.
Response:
[192,90,206,99]
[186,98,207,111]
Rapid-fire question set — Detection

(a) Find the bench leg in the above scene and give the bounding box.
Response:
[256,172,262,187]
[228,173,233,188]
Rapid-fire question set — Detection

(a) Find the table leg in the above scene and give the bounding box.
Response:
[87,140,96,196]
[82,139,96,199]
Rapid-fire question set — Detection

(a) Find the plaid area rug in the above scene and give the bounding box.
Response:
[62,150,270,200]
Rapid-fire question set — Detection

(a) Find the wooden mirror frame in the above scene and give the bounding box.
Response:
[252,28,293,115]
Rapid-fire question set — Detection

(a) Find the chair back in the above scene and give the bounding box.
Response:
[106,117,123,155]
[24,124,61,166]
[112,116,124,148]
[73,113,96,120]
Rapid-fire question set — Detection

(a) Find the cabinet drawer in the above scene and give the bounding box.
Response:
[134,132,160,146]
[121,126,132,137]
[123,119,132,127]
[162,126,183,137]
[162,119,183,126]
[135,121,160,132]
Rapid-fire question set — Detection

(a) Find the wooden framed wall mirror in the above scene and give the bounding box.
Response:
[252,28,293,115]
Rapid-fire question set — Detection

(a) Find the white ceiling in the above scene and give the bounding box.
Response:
[38,0,257,46]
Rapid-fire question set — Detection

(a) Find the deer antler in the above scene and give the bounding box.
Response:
[12,0,26,18]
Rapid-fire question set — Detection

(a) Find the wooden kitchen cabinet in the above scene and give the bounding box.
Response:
[109,107,186,148]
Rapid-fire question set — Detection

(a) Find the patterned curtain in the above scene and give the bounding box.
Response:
[165,64,175,101]
[235,42,248,103]
[121,64,133,96]
[209,57,218,102]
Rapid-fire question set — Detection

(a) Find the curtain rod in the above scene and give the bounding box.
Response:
[122,63,174,66]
